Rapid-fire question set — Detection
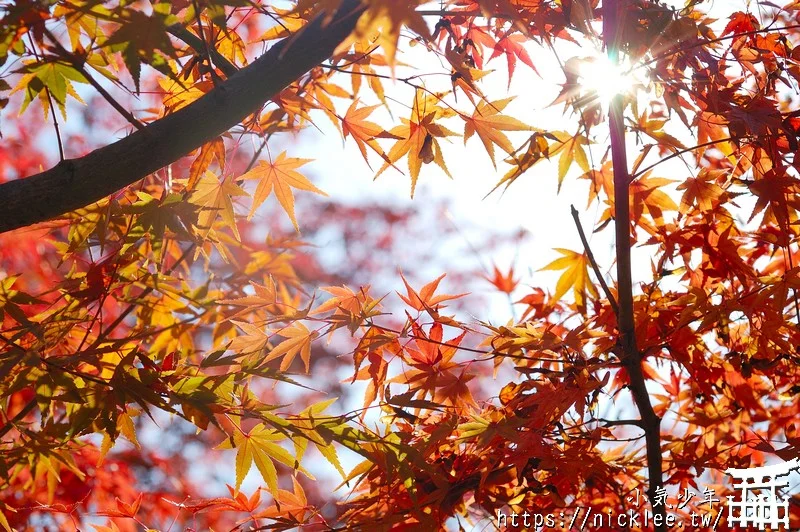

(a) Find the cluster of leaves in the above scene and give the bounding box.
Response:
[0,0,799,530]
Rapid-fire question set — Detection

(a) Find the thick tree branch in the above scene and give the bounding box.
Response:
[0,0,365,234]
[167,23,238,78]
[604,1,665,530]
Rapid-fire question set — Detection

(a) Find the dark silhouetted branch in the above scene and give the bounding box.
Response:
[0,0,364,234]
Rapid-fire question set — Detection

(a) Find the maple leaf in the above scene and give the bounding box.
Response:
[219,278,278,318]
[484,264,520,294]
[346,39,389,102]
[375,89,457,196]
[256,7,308,42]
[540,248,598,312]
[188,138,226,191]
[463,98,532,167]
[722,11,759,36]
[313,284,383,333]
[224,485,262,514]
[265,322,319,372]
[13,61,87,118]
[239,151,327,231]
[350,0,431,66]
[352,346,390,409]
[96,494,142,519]
[677,171,727,213]
[398,273,466,312]
[554,133,590,190]
[489,32,537,86]
[340,99,398,166]
[126,191,196,261]
[494,131,558,193]
[104,9,177,92]
[389,322,475,411]
[253,477,310,521]
[578,161,614,207]
[634,114,687,151]
[291,398,346,478]
[188,170,247,240]
[0,505,12,532]
[159,72,212,113]
[217,423,312,494]
[630,174,678,229]
[229,321,270,354]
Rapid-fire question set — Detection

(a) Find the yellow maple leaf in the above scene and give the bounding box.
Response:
[540,248,599,312]
[239,151,327,231]
[217,423,312,494]
[188,170,247,240]
[255,7,308,42]
[556,134,590,191]
[375,90,457,197]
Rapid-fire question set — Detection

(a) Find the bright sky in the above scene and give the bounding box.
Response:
[272,0,800,506]
[293,0,750,322]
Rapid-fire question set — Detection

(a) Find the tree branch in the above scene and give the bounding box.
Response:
[42,27,146,130]
[604,1,665,530]
[0,0,365,234]
[601,418,644,428]
[0,399,37,439]
[167,23,238,78]
[570,204,619,315]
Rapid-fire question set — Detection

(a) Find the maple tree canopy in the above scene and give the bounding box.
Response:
[1,0,799,530]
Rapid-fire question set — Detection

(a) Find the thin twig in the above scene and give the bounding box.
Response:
[191,0,220,85]
[571,205,619,316]
[42,28,145,130]
[80,68,145,129]
[28,35,65,161]
[245,135,271,172]
[88,243,196,350]
[602,418,644,428]
[0,399,37,439]
[629,136,744,182]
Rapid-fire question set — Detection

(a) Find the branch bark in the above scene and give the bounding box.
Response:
[0,0,365,234]
[603,1,665,530]
[167,23,238,78]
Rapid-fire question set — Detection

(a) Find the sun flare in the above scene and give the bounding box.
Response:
[577,53,646,105]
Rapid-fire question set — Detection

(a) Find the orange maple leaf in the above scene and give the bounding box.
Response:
[340,100,398,166]
[463,97,532,167]
[677,172,727,213]
[239,151,327,231]
[266,322,318,372]
[484,264,520,294]
[398,273,466,312]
